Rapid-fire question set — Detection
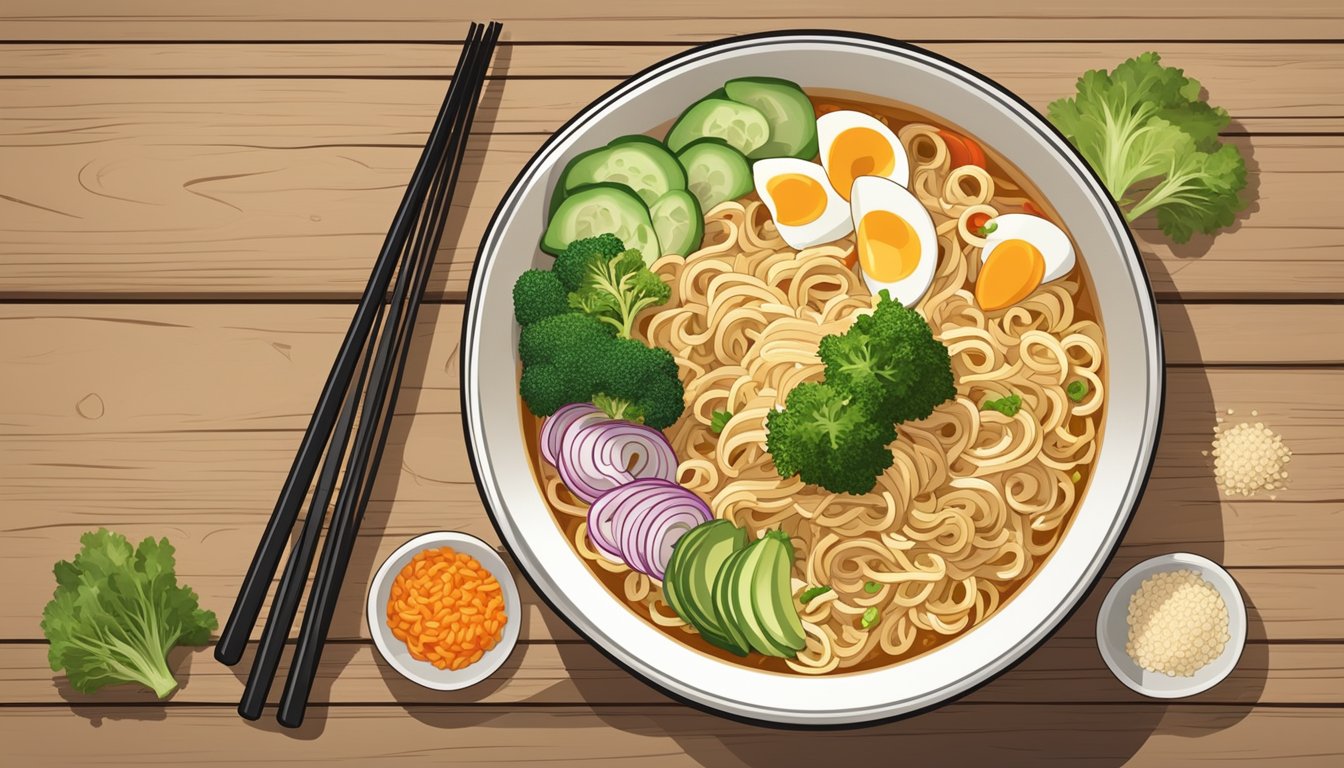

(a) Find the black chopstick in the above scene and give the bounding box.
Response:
[276,22,502,728]
[229,28,485,719]
[212,24,485,668]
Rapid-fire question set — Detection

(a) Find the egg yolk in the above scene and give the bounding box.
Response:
[827,127,896,201]
[765,173,829,226]
[857,210,921,283]
[975,239,1045,311]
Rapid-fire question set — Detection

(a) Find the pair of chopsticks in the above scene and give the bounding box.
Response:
[214,21,502,728]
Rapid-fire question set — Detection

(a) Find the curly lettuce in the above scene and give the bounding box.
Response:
[1048,52,1247,243]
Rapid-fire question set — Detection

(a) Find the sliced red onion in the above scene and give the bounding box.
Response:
[587,479,712,580]
[558,419,677,503]
[540,402,603,467]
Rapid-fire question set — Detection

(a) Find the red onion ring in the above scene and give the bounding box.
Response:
[587,479,712,580]
[558,419,677,503]
[540,402,603,467]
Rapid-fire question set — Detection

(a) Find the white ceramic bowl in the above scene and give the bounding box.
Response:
[462,31,1163,725]
[367,531,521,690]
[1097,553,1247,698]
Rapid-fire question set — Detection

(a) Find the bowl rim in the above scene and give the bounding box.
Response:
[461,29,1164,726]
[366,531,522,691]
[1096,553,1249,699]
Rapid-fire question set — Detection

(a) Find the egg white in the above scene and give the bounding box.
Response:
[980,213,1076,283]
[850,175,937,307]
[753,157,853,250]
[817,110,911,193]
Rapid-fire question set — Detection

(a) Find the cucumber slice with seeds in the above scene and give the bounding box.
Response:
[676,138,752,213]
[558,135,686,208]
[666,96,771,156]
[724,77,818,160]
[649,189,703,258]
[541,183,660,263]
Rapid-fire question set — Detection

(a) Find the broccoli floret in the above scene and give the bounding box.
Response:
[552,233,627,292]
[512,269,571,326]
[765,382,896,495]
[818,290,956,424]
[591,337,685,429]
[568,248,671,339]
[518,313,614,416]
[516,312,685,429]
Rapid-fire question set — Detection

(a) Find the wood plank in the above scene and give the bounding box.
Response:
[0,79,1340,299]
[1,375,1340,638]
[2,1,1341,41]
[2,306,1340,640]
[2,302,1341,436]
[3,703,1343,767]
[0,42,1339,134]
[3,640,1337,706]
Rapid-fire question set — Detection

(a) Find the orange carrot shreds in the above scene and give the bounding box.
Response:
[386,546,507,671]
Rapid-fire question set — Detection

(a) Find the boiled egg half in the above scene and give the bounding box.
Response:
[850,175,937,307]
[975,213,1076,311]
[817,110,910,200]
[753,157,852,250]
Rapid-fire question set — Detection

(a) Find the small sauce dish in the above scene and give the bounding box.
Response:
[368,531,521,690]
[1096,552,1247,698]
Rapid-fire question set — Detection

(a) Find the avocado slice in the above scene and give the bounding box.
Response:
[679,522,749,655]
[660,523,706,624]
[751,532,807,653]
[732,539,794,657]
[712,546,755,657]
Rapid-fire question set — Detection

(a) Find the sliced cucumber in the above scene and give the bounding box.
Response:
[649,190,703,258]
[724,77,818,160]
[665,96,771,156]
[676,138,752,213]
[558,135,686,208]
[540,183,660,263]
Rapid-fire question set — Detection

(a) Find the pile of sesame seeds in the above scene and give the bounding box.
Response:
[1207,409,1291,498]
[1126,569,1230,677]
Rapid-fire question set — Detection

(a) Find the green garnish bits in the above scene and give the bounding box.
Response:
[863,581,881,594]
[861,606,880,629]
[1067,379,1089,402]
[982,393,1022,417]
[1071,470,1083,483]
[710,409,733,434]
[976,221,998,237]
[799,586,832,604]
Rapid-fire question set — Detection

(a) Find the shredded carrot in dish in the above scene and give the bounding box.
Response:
[387,546,507,670]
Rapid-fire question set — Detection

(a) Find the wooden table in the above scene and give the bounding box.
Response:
[2,3,1342,765]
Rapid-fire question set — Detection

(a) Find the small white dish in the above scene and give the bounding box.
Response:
[368,531,521,691]
[1097,553,1247,698]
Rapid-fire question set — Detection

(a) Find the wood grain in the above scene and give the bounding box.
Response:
[3,1,1342,41]
[2,302,1340,637]
[3,702,1343,767]
[3,640,1336,706]
[2,302,1341,435]
[0,42,1339,135]
[0,86,1340,299]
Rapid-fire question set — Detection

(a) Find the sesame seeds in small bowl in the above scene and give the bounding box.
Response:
[1096,553,1247,698]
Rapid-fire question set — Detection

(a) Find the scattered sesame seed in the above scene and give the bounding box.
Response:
[1211,418,1291,497]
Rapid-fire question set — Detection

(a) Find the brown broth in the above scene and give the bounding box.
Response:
[518,89,1107,675]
